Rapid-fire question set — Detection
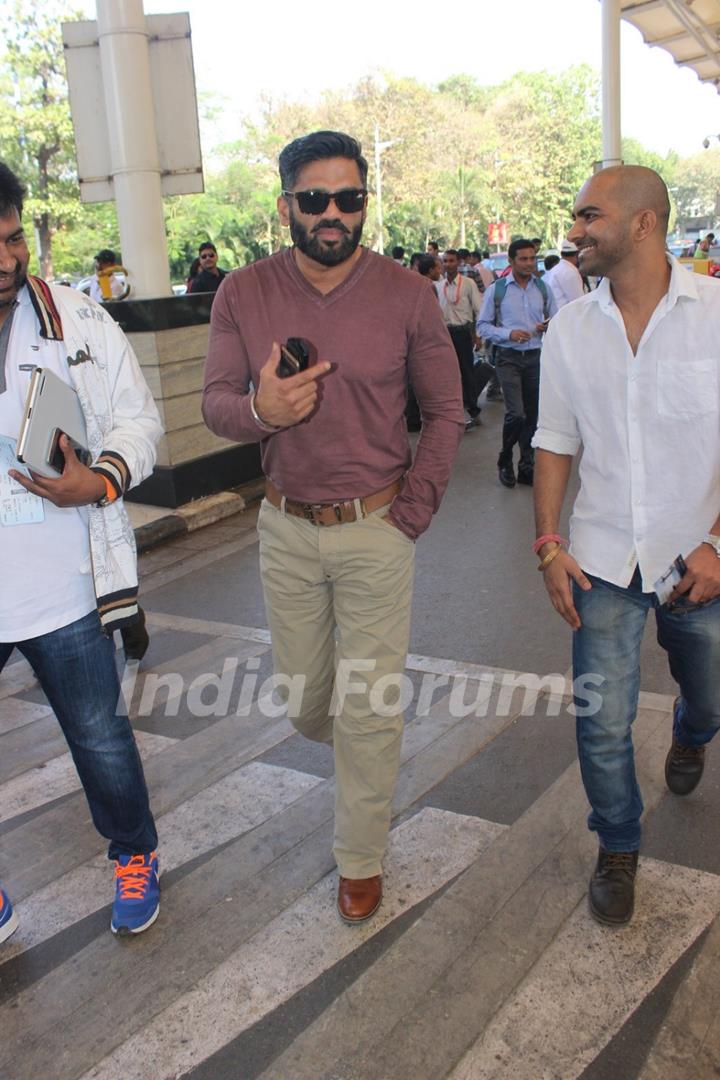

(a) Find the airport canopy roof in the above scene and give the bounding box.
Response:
[620,0,720,93]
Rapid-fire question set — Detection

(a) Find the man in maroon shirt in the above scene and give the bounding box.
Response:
[202,131,463,922]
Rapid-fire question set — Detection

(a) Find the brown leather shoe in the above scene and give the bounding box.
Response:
[337,875,382,923]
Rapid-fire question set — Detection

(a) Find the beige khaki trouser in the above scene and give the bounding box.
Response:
[258,498,416,878]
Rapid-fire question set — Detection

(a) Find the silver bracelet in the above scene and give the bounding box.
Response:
[249,391,280,432]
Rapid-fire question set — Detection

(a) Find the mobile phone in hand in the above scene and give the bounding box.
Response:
[276,337,311,379]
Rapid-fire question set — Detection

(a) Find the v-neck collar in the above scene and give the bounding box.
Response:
[282,245,372,306]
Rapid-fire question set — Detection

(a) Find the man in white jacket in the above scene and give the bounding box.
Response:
[0,163,163,945]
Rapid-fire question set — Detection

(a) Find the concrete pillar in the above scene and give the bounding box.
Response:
[96,0,172,298]
[601,0,623,169]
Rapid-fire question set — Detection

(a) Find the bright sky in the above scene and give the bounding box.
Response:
[77,0,720,158]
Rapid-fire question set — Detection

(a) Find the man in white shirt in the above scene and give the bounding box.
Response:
[541,240,584,309]
[0,164,162,945]
[533,165,720,926]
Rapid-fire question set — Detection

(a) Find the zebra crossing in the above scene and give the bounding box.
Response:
[1,607,719,1079]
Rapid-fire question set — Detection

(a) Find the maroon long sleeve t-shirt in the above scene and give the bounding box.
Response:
[202,246,464,539]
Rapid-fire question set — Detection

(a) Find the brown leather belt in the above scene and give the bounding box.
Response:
[265,479,402,527]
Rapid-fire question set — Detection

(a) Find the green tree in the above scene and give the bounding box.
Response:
[0,1,83,278]
[483,66,602,247]
[672,147,720,233]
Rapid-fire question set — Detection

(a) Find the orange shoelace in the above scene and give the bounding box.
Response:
[115,855,155,900]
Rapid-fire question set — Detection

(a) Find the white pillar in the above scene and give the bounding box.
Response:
[601,0,623,169]
[96,0,172,298]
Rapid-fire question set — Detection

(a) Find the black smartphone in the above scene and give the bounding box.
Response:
[276,337,311,379]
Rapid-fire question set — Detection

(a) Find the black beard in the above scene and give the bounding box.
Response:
[288,211,364,267]
[0,263,26,306]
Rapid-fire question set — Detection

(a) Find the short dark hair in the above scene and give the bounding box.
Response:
[427,241,439,252]
[543,254,560,272]
[457,247,470,258]
[482,250,489,259]
[95,248,116,265]
[392,245,405,259]
[444,248,458,258]
[417,254,438,277]
[508,238,536,260]
[278,130,368,189]
[0,162,25,218]
[199,241,217,255]
[531,237,542,247]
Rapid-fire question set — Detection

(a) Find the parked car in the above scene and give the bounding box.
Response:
[73,271,130,300]
[488,252,509,276]
[73,275,94,295]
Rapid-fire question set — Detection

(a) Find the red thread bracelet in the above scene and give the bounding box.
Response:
[533,533,567,555]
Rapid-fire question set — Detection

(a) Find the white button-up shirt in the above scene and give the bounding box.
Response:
[533,257,720,590]
[542,257,584,309]
[435,274,481,327]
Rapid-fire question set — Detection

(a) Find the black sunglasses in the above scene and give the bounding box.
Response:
[282,188,367,215]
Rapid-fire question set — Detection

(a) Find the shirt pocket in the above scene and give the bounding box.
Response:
[657,357,719,419]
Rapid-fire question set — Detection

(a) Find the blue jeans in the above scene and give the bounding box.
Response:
[0,611,157,858]
[573,569,720,852]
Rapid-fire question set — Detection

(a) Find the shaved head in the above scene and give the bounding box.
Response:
[569,165,672,279]
[592,165,670,237]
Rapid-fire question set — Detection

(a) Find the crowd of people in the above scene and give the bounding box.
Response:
[1,128,719,952]
[393,232,590,489]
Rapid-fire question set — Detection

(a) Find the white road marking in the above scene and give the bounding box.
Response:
[81,808,508,1080]
[0,731,176,825]
[449,857,720,1080]
[1,762,322,963]
[0,699,53,736]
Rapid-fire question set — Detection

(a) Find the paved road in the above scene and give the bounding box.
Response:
[2,402,720,1079]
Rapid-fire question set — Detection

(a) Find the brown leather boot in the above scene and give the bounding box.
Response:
[337,875,382,923]
[665,737,706,796]
[588,849,639,926]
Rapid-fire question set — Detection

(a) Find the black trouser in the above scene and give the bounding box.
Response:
[447,324,492,416]
[495,347,541,467]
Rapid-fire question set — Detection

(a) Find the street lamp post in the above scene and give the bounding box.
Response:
[373,123,400,255]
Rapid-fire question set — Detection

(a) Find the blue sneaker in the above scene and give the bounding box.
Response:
[0,887,18,945]
[111,852,160,936]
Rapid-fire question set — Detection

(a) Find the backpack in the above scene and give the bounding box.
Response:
[492,275,550,326]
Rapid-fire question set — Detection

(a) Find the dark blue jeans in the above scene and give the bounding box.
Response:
[495,347,540,466]
[573,570,720,852]
[0,610,157,858]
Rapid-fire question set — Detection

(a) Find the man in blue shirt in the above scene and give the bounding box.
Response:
[477,239,557,487]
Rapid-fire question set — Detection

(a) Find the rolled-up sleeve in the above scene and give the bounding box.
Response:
[532,322,581,456]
